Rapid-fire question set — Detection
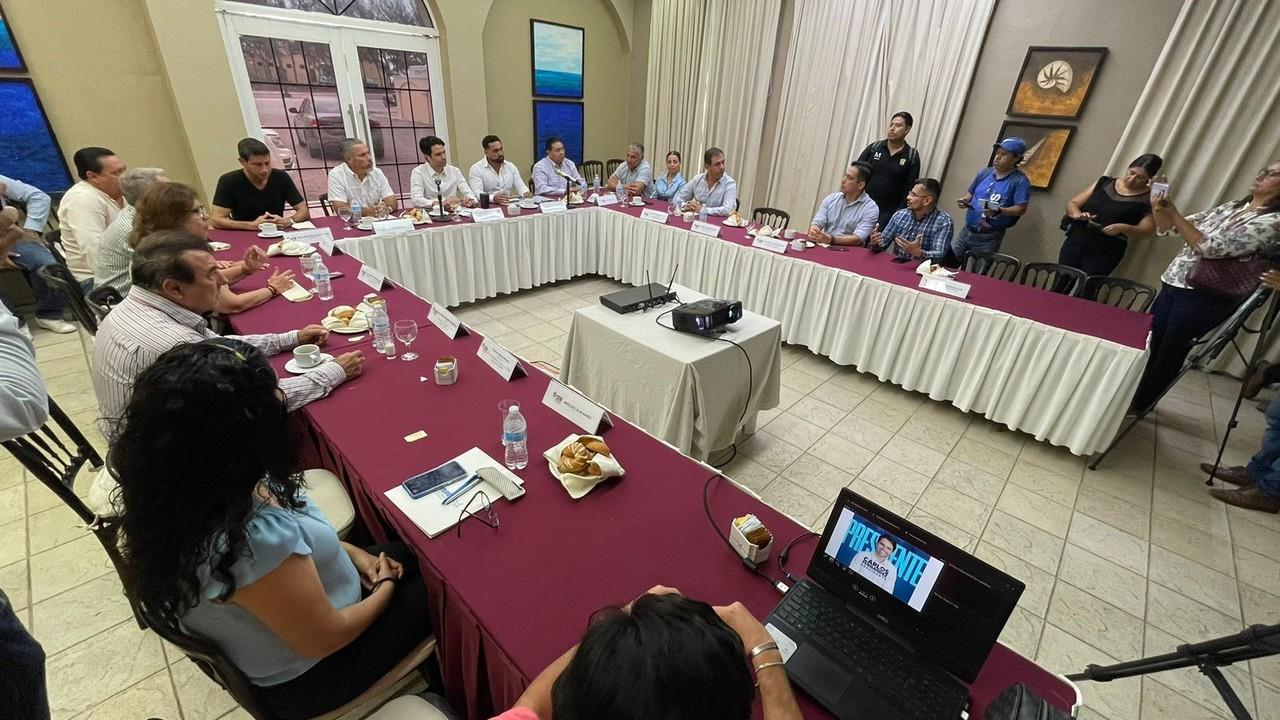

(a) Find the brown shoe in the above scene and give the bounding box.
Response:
[1198,462,1253,486]
[1210,486,1280,513]
[1244,362,1272,399]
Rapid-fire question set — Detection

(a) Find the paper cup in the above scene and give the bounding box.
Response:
[790,239,805,252]
[260,222,278,235]
[682,211,695,223]
[506,203,520,217]
[293,343,321,368]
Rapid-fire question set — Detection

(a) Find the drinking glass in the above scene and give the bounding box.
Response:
[394,319,419,361]
[338,207,354,229]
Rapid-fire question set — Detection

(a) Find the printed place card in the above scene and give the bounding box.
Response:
[427,304,468,339]
[594,193,619,207]
[540,201,568,214]
[751,235,788,254]
[542,379,613,435]
[471,208,505,223]
[357,264,389,291]
[691,220,722,238]
[477,337,525,381]
[288,228,338,255]
[371,218,415,235]
[918,274,971,299]
[640,208,669,224]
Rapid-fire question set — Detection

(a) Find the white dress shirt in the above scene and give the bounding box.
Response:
[531,157,585,198]
[673,172,738,216]
[410,163,475,207]
[57,180,124,282]
[326,163,395,209]
[0,304,47,441]
[467,159,529,198]
[91,287,345,440]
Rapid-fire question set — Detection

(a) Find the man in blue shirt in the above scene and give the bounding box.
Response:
[870,178,953,260]
[808,162,880,246]
[951,137,1031,270]
[0,174,74,336]
[674,147,738,217]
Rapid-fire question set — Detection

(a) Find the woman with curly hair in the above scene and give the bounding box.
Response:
[112,339,430,719]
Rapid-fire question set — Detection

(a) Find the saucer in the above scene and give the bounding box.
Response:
[357,222,375,231]
[258,231,285,239]
[285,352,334,374]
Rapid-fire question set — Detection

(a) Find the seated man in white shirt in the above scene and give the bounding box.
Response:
[410,135,476,211]
[326,138,397,217]
[807,161,881,247]
[467,134,530,205]
[673,147,738,217]
[531,136,585,199]
[57,146,128,291]
[606,143,653,199]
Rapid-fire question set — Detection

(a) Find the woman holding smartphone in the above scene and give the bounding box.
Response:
[1130,160,1280,412]
[1058,154,1162,275]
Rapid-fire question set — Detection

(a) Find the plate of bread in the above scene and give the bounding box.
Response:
[543,434,625,499]
[403,207,433,225]
[723,210,748,227]
[320,305,370,333]
[566,191,586,205]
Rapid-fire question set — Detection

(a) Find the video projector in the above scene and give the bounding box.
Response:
[671,298,743,335]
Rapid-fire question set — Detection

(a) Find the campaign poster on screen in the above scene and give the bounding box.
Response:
[823,508,944,611]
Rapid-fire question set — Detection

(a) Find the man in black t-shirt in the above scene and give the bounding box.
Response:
[211,137,310,231]
[857,112,921,231]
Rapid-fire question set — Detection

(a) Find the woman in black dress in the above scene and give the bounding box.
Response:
[1058,154,1162,276]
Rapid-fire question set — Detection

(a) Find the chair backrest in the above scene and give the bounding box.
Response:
[962,252,1021,282]
[36,264,95,333]
[44,228,68,266]
[318,193,332,216]
[750,207,790,230]
[1019,262,1088,296]
[1081,275,1158,312]
[86,285,124,320]
[605,158,624,177]
[580,160,604,184]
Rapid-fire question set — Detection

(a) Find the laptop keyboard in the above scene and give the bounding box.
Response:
[773,582,965,718]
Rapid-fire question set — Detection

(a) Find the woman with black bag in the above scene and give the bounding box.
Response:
[1058,154,1161,275]
[1130,161,1280,413]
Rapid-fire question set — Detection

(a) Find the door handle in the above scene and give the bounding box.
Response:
[347,103,358,138]
[358,103,372,153]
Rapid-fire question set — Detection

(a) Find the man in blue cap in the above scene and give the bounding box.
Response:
[950,137,1031,271]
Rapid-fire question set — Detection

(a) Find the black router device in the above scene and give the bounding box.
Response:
[671,299,743,335]
[600,266,679,314]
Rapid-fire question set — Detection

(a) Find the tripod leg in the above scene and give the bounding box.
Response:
[1200,664,1252,720]
[1089,414,1143,470]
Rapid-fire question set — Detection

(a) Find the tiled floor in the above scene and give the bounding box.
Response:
[6,274,1280,719]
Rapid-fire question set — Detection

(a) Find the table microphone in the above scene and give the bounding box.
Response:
[433,178,448,221]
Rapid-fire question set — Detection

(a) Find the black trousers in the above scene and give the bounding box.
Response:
[1131,284,1242,412]
[256,542,432,720]
[0,589,49,720]
[1058,234,1128,277]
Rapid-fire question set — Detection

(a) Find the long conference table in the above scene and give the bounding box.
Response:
[210,207,1085,719]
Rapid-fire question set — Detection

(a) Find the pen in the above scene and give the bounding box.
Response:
[441,475,482,505]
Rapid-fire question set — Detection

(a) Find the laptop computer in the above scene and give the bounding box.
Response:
[764,488,1025,719]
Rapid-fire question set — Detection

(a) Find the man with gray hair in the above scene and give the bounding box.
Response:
[326,138,396,217]
[607,143,653,199]
[95,166,168,294]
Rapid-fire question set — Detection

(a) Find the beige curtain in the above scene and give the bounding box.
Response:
[764,0,995,225]
[643,0,781,210]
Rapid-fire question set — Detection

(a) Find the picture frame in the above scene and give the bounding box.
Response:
[0,78,73,191]
[530,19,584,99]
[533,100,584,167]
[1006,46,1107,120]
[0,0,28,72]
[991,121,1074,191]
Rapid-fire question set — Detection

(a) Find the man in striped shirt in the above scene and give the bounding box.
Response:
[870,178,954,260]
[91,231,364,439]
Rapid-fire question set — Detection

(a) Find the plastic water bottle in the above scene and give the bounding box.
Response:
[593,175,601,198]
[698,206,708,224]
[351,200,363,224]
[312,258,333,301]
[503,405,528,470]
[370,304,395,359]
[302,252,319,279]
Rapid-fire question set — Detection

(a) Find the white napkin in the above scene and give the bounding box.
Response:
[282,283,313,302]
[291,221,317,229]
[543,433,626,499]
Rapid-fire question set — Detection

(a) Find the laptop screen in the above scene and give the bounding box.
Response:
[807,488,1025,684]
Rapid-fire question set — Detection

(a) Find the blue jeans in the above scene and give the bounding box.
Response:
[1,239,65,320]
[1247,396,1280,499]
[950,226,1005,272]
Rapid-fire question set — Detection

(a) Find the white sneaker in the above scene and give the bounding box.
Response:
[35,318,77,334]
[17,323,33,340]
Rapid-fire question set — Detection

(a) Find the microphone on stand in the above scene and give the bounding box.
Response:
[433,177,448,221]
[554,168,579,200]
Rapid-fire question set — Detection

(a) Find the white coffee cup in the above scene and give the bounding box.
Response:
[784,229,796,240]
[790,238,805,252]
[631,197,644,206]
[682,211,695,223]
[506,203,520,217]
[293,343,321,368]
[261,222,279,236]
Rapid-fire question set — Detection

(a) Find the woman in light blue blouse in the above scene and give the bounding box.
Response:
[651,150,687,201]
[113,339,431,720]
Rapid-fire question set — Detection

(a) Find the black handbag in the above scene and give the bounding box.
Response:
[985,683,1072,720]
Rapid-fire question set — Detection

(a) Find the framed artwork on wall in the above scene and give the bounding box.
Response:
[530,20,584,99]
[1006,46,1107,120]
[533,100,584,166]
[992,121,1073,190]
[0,0,27,71]
[0,79,72,191]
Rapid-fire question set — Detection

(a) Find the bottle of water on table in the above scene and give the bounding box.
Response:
[698,206,708,224]
[370,304,395,359]
[351,201,363,226]
[312,258,333,301]
[503,405,528,470]
[593,175,601,198]
[302,252,319,280]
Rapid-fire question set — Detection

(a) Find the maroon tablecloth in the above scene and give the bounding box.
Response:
[211,222,1078,719]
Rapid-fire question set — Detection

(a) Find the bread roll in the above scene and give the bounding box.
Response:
[580,437,612,457]
[558,441,593,474]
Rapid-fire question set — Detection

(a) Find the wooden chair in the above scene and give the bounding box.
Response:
[750,207,790,231]
[962,252,1021,282]
[318,193,332,216]
[1019,262,1088,296]
[605,158,624,177]
[1080,275,1158,312]
[36,264,95,333]
[580,160,604,185]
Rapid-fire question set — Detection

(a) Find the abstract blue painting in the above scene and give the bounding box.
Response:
[0,2,26,71]
[531,20,583,99]
[0,80,72,191]
[533,101,584,166]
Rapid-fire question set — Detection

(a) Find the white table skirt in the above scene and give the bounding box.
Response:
[338,208,1146,456]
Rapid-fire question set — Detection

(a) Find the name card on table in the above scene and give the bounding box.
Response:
[427,304,469,339]
[287,227,338,255]
[691,220,722,238]
[372,218,415,235]
[476,337,526,381]
[471,208,505,223]
[640,209,669,224]
[751,235,788,254]
[594,193,619,207]
[357,264,390,291]
[540,201,568,214]
[542,379,613,434]
[918,273,972,299]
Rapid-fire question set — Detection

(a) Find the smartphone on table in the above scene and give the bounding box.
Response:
[403,460,468,499]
